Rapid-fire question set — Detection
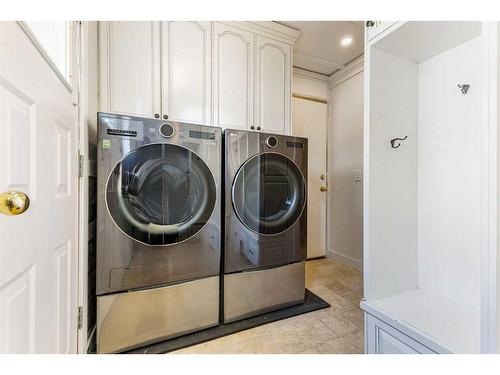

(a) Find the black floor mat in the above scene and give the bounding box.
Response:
[124,289,330,354]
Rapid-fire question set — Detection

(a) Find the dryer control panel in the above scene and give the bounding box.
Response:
[100,116,144,141]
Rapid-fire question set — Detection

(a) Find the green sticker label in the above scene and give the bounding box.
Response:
[102,139,111,149]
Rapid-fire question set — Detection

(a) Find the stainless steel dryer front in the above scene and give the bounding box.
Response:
[223,129,308,323]
[96,112,221,353]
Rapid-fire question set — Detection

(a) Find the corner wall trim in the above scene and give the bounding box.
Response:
[328,55,364,89]
[327,249,363,271]
[293,67,331,83]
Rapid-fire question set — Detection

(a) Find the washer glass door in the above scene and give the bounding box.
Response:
[106,143,216,245]
[232,152,306,235]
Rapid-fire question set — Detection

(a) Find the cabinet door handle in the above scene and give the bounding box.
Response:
[154,113,160,119]
[163,114,169,120]
[366,21,375,27]
[250,125,255,130]
[256,126,261,131]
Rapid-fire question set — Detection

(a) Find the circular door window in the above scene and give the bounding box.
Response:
[232,152,306,235]
[106,143,216,245]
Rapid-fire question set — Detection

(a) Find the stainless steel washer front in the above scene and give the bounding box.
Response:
[96,112,221,352]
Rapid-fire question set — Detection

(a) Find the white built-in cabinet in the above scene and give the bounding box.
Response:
[162,21,212,125]
[212,22,254,130]
[99,21,161,118]
[99,21,298,134]
[255,35,291,134]
[362,21,498,354]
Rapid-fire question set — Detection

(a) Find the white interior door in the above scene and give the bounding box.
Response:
[0,22,79,353]
[292,96,328,258]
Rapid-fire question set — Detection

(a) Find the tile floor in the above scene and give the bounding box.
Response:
[172,258,364,354]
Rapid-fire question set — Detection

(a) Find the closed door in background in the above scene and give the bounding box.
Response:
[292,95,328,258]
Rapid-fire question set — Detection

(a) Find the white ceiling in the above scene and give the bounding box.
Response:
[277,21,364,76]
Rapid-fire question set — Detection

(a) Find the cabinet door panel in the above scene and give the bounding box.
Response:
[255,36,291,134]
[100,21,160,118]
[213,22,253,130]
[364,313,437,354]
[162,21,211,124]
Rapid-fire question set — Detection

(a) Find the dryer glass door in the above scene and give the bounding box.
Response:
[232,152,306,235]
[106,143,216,245]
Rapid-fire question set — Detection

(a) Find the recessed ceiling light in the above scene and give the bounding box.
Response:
[341,36,353,46]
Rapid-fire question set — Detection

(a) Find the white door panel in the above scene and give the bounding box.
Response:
[255,35,290,134]
[292,97,328,258]
[213,22,254,130]
[162,21,211,125]
[0,22,78,353]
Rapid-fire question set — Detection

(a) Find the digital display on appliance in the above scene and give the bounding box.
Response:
[286,141,304,148]
[189,130,216,140]
[106,129,138,137]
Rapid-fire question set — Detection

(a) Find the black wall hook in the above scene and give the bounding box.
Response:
[391,136,407,149]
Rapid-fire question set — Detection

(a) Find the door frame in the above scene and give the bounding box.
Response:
[76,21,91,354]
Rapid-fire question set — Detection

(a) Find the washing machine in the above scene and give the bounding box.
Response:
[96,112,221,353]
[223,129,307,323]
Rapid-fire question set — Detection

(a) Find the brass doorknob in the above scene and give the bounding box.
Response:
[320,186,328,192]
[0,191,30,216]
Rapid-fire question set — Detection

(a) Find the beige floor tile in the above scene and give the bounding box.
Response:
[267,313,338,353]
[316,330,364,354]
[211,333,283,354]
[311,308,359,336]
[309,285,356,312]
[297,346,321,354]
[341,308,364,329]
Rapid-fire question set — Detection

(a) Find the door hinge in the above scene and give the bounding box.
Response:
[78,152,84,177]
[77,306,83,330]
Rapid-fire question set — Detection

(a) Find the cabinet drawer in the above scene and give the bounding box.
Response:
[365,313,436,354]
[366,21,397,41]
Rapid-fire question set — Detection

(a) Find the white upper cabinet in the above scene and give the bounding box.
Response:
[99,21,298,133]
[99,21,161,118]
[213,22,254,130]
[255,35,291,134]
[161,21,211,124]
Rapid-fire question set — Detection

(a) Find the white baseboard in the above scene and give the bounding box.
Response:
[327,249,363,272]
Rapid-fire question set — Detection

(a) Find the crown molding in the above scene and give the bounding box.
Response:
[328,54,364,89]
[219,21,301,44]
[293,67,330,84]
[293,51,344,76]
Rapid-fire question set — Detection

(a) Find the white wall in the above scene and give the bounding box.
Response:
[327,60,365,271]
[293,71,329,98]
[86,22,99,144]
[417,37,481,307]
[497,22,500,355]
